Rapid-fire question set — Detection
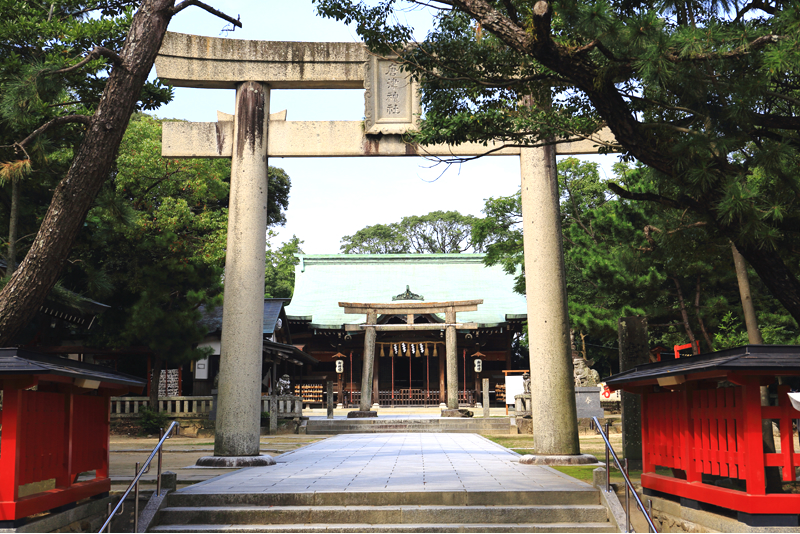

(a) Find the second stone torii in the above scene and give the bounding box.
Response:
[339,300,482,416]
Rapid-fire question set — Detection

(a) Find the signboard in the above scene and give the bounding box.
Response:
[505,375,524,405]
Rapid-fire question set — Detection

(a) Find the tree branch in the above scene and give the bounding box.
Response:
[171,0,242,28]
[667,35,787,63]
[5,115,92,158]
[51,46,124,75]
[608,183,688,210]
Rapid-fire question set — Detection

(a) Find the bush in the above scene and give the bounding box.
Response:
[139,408,169,435]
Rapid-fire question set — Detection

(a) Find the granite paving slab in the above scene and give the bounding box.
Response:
[177,433,594,495]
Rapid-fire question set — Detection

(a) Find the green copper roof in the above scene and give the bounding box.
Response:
[285,254,526,329]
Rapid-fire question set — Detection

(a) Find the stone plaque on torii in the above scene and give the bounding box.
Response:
[156,31,615,462]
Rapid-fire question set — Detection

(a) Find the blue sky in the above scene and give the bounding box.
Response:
[154,0,618,253]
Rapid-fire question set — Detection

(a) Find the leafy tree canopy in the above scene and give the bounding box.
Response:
[60,114,291,366]
[265,232,304,299]
[341,210,484,253]
[313,0,800,325]
[477,157,799,375]
[0,0,172,270]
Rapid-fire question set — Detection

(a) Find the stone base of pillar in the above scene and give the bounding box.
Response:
[336,403,343,409]
[196,455,276,467]
[371,403,380,410]
[475,402,482,408]
[518,454,597,466]
[439,403,447,409]
[347,410,377,418]
[441,409,473,418]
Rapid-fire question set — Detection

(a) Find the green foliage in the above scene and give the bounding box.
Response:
[476,157,799,375]
[139,407,169,435]
[313,0,800,325]
[0,0,171,268]
[58,114,291,365]
[265,233,304,298]
[341,210,484,254]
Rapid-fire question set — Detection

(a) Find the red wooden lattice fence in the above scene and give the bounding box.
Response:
[640,377,800,514]
[0,384,111,522]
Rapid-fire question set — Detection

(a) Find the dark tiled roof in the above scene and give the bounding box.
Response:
[262,339,318,366]
[199,299,289,335]
[0,348,146,388]
[605,345,800,388]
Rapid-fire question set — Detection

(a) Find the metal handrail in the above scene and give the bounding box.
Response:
[98,421,180,533]
[592,416,658,533]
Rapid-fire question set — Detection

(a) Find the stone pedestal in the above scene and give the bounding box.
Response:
[520,145,579,456]
[197,455,275,467]
[347,410,377,418]
[442,409,473,418]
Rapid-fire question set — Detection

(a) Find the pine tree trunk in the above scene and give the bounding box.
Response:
[7,178,19,273]
[731,242,765,344]
[671,277,698,354]
[693,277,714,352]
[0,0,175,345]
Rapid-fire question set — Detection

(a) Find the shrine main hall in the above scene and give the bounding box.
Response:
[285,254,527,407]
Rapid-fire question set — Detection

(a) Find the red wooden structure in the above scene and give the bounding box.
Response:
[0,348,144,526]
[606,345,800,527]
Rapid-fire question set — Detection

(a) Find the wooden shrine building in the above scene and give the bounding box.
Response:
[285,254,527,407]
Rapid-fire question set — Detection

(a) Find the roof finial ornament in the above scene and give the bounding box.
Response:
[393,285,424,301]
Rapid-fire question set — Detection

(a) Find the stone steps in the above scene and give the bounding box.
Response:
[151,521,616,533]
[165,490,601,507]
[154,504,609,526]
[306,417,514,435]
[151,490,615,533]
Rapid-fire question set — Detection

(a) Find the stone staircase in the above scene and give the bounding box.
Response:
[149,489,616,533]
[306,417,515,435]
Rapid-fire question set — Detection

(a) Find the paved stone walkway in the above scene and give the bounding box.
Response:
[177,433,595,495]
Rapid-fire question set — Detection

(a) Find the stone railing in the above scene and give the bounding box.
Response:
[111,395,304,420]
[110,396,213,419]
[261,395,303,417]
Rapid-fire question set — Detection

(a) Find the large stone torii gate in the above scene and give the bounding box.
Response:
[156,32,614,463]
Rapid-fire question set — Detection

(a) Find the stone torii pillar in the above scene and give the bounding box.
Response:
[211,81,271,462]
[157,31,616,459]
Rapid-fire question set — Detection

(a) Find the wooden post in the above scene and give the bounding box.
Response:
[483,378,490,418]
[327,381,334,419]
[439,345,445,405]
[0,386,22,506]
[446,308,458,410]
[742,377,767,495]
[359,312,377,412]
[618,316,650,470]
[372,351,380,407]
[269,395,278,435]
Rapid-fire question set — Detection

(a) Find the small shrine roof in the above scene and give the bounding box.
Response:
[0,348,147,388]
[605,345,800,389]
[285,254,527,329]
[200,298,290,336]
